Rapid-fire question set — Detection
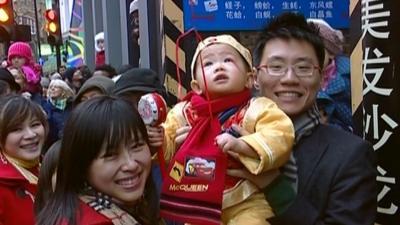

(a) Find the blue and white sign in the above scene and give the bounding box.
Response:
[184,0,350,31]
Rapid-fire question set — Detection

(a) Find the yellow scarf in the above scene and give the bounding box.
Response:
[2,152,39,185]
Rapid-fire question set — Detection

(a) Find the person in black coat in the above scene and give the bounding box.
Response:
[229,12,377,225]
[41,79,74,151]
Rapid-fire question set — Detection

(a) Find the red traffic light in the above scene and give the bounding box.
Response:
[0,0,10,6]
[45,9,57,21]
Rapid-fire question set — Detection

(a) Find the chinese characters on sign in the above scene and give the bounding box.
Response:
[308,1,334,19]
[184,0,349,31]
[361,0,399,222]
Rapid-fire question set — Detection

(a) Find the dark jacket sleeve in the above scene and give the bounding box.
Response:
[268,193,319,225]
[320,140,377,225]
[269,128,377,225]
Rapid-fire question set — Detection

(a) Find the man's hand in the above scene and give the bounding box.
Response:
[147,125,164,155]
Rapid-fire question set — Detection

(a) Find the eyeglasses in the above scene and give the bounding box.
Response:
[257,63,320,77]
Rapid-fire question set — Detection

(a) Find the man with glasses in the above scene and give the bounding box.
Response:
[257,63,320,77]
[230,12,377,225]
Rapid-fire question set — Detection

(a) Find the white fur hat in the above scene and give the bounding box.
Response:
[130,0,139,14]
[94,32,104,52]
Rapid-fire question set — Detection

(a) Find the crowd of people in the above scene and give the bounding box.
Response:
[0,12,377,225]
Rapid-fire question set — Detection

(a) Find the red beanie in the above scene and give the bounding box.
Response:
[7,42,33,62]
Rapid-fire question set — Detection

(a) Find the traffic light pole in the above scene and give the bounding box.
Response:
[33,0,41,58]
[56,44,61,69]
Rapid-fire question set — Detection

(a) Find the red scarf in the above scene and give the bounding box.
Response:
[160,89,250,225]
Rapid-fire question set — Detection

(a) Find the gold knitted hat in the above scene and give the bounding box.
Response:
[190,34,253,80]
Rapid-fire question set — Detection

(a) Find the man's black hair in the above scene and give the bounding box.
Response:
[94,64,117,77]
[253,12,325,68]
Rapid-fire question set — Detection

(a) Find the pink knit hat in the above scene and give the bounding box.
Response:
[7,42,33,62]
[307,19,344,55]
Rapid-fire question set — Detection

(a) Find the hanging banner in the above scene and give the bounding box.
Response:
[183,0,349,31]
[355,0,400,223]
[67,0,84,67]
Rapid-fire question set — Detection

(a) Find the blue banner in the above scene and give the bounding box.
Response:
[183,0,349,31]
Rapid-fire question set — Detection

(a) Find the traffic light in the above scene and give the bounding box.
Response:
[44,9,61,46]
[0,0,14,42]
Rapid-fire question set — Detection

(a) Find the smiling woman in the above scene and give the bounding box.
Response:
[35,96,160,225]
[0,95,48,225]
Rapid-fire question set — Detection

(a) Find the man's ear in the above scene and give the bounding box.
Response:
[190,80,202,95]
[253,68,260,90]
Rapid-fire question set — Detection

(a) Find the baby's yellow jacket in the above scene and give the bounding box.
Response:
[162,97,294,209]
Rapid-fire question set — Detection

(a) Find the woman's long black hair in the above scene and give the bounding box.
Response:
[35,96,158,225]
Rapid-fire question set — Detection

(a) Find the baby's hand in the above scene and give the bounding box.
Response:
[215,132,257,158]
[215,132,238,153]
